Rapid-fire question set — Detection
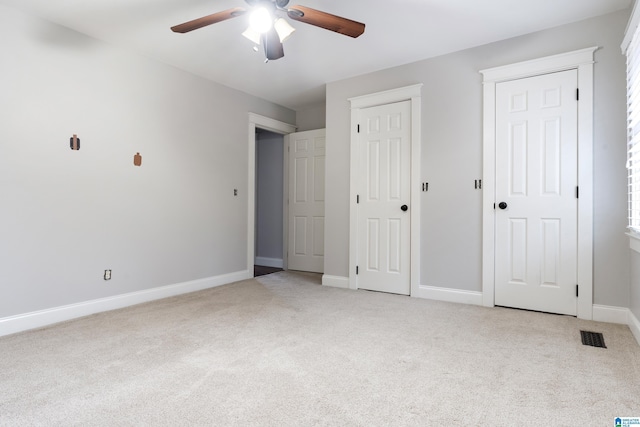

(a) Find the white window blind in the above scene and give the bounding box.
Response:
[626,4,640,232]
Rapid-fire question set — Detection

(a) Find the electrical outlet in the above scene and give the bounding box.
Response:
[104,269,111,280]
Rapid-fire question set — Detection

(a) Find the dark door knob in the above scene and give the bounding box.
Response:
[498,202,508,210]
[401,205,408,212]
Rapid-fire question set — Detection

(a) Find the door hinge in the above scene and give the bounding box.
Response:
[493,202,496,209]
[576,88,579,101]
[576,186,579,199]
[356,266,359,275]
[576,284,579,297]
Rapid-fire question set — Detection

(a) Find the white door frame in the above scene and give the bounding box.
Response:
[480,47,597,320]
[247,113,297,274]
[348,84,422,294]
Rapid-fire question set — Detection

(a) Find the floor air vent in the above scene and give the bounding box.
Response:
[580,330,606,348]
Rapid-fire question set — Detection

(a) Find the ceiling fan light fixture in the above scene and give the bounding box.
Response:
[274,18,295,42]
[249,7,273,33]
[242,27,262,45]
[170,1,367,62]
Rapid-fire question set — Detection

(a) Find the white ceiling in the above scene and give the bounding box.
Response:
[1,0,632,110]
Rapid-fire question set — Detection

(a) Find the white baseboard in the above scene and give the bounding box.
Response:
[0,270,251,338]
[629,309,640,347]
[592,304,640,347]
[415,285,484,306]
[592,304,629,325]
[322,275,349,289]
[254,257,283,268]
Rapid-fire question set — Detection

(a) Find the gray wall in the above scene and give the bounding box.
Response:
[0,4,295,318]
[295,103,326,131]
[631,251,640,321]
[325,10,630,307]
[256,131,284,263]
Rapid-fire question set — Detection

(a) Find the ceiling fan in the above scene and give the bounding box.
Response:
[171,0,365,61]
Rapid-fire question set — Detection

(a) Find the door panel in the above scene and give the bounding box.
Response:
[288,129,325,273]
[294,157,308,202]
[293,216,307,255]
[357,101,411,295]
[495,70,578,315]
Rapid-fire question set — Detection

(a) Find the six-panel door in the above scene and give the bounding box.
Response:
[357,101,411,295]
[288,129,326,273]
[494,70,578,315]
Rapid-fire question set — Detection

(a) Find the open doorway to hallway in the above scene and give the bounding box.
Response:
[255,128,285,277]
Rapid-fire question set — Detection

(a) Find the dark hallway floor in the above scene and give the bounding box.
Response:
[254,265,283,277]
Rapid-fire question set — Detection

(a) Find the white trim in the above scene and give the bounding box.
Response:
[480,48,596,320]
[247,113,296,274]
[591,305,640,347]
[481,80,497,308]
[576,53,596,320]
[479,47,598,83]
[322,275,350,289]
[628,232,640,254]
[409,93,422,298]
[349,85,424,109]
[622,0,640,53]
[415,286,484,306]
[254,257,284,268]
[248,113,297,135]
[0,270,251,337]
[629,309,640,346]
[592,304,630,325]
[348,103,360,290]
[283,135,290,270]
[348,84,423,294]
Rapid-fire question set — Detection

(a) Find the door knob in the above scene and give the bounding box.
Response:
[401,205,408,212]
[498,202,508,210]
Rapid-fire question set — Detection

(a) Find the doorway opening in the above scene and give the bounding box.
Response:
[247,113,297,277]
[255,128,285,277]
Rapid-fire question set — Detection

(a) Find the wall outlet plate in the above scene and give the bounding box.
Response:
[104,269,111,280]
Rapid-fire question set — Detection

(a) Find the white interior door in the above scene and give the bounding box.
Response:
[494,69,578,315]
[357,101,411,295]
[288,129,325,273]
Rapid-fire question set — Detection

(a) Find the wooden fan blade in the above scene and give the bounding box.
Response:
[263,27,284,60]
[287,5,365,38]
[171,7,246,33]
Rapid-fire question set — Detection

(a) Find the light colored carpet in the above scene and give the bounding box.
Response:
[0,271,639,426]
